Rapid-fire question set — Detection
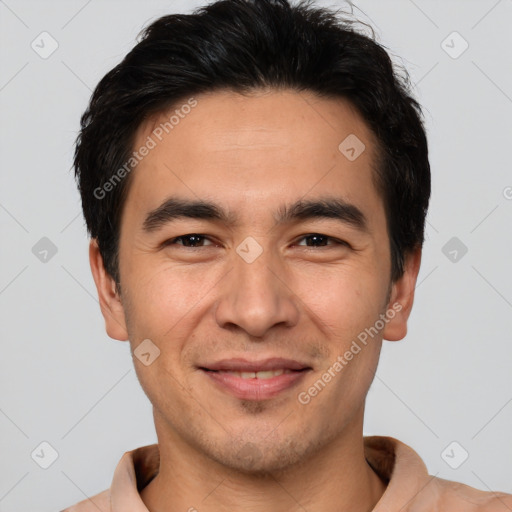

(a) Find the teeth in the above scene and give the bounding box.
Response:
[256,370,284,379]
[219,369,293,379]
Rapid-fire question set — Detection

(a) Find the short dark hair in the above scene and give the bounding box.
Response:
[74,0,430,287]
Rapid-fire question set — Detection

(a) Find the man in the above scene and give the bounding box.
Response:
[63,0,512,510]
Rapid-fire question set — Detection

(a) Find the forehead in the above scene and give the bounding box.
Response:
[124,89,383,228]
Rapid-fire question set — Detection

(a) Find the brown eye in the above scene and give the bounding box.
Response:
[296,234,348,248]
[165,234,214,247]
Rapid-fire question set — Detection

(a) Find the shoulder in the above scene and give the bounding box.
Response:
[424,475,512,511]
[58,443,158,512]
[365,436,512,512]
[60,489,110,512]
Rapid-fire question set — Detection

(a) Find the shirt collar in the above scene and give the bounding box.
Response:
[109,436,431,512]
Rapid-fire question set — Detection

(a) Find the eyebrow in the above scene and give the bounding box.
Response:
[142,196,368,233]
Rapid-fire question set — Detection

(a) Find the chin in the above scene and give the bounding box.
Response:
[209,436,310,476]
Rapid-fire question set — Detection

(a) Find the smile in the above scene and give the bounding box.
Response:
[200,366,310,400]
[215,369,295,379]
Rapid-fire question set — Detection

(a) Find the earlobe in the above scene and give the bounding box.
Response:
[382,247,422,342]
[89,239,129,341]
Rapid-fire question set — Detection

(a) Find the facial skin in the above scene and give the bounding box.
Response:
[90,89,421,512]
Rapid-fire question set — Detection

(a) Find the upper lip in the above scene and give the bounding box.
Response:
[200,357,311,372]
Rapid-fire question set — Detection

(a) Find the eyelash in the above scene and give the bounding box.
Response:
[163,233,349,249]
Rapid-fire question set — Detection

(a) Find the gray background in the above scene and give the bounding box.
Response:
[1,0,511,510]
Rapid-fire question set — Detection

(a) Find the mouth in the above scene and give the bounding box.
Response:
[203,368,302,379]
[198,358,312,400]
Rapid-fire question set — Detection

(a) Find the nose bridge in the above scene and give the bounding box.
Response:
[214,237,299,337]
[234,241,279,301]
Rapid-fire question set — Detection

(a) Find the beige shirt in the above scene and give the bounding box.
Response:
[61,436,512,511]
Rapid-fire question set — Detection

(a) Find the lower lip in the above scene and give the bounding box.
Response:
[201,369,309,400]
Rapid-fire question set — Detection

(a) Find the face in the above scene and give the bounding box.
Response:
[91,89,420,473]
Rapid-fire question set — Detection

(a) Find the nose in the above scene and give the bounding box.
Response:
[214,243,300,339]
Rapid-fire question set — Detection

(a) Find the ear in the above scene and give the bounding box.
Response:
[382,247,422,341]
[89,239,129,341]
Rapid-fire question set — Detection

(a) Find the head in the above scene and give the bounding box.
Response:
[77,0,430,473]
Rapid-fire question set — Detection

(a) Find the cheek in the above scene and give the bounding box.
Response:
[122,260,222,339]
[122,265,206,406]
[293,263,387,339]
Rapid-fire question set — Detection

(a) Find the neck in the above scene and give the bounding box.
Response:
[140,413,387,512]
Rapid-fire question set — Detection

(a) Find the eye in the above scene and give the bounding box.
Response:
[295,233,349,248]
[164,233,215,248]
[162,233,348,250]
